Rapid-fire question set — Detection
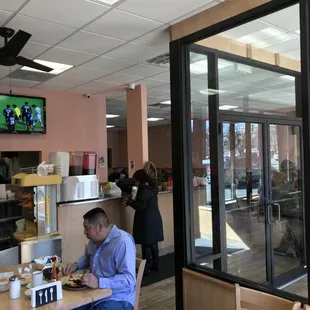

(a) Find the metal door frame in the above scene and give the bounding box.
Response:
[219,113,305,290]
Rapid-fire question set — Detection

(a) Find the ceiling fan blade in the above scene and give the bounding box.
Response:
[16,56,53,72]
[2,30,31,57]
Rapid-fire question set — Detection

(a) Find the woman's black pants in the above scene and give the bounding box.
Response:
[141,243,159,272]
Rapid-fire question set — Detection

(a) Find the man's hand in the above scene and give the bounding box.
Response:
[121,198,129,205]
[82,273,99,289]
[63,263,78,275]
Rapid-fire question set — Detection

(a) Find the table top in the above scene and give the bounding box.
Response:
[0,263,112,310]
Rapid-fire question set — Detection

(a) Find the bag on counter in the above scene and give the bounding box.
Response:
[104,182,122,197]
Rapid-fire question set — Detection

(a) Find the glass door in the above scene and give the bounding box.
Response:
[268,123,306,294]
[221,117,306,295]
[222,120,267,284]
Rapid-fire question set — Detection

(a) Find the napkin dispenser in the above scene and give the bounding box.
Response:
[31,281,62,308]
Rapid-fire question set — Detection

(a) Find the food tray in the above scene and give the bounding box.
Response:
[0,272,14,292]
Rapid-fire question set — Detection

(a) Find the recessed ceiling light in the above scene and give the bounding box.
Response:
[86,0,121,5]
[147,118,164,122]
[280,75,295,81]
[106,114,119,118]
[219,105,239,110]
[106,125,115,128]
[160,101,171,105]
[200,89,227,95]
[20,59,73,75]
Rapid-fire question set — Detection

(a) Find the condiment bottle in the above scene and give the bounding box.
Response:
[51,262,57,281]
[9,275,21,299]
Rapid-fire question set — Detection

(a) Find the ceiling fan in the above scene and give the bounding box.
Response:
[0,27,53,72]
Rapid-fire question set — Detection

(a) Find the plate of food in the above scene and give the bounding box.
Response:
[61,274,87,291]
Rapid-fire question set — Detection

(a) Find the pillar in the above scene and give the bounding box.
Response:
[126,84,149,177]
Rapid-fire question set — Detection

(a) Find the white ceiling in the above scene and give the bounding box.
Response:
[0,1,301,129]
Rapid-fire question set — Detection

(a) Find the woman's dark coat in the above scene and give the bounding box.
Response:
[127,184,164,245]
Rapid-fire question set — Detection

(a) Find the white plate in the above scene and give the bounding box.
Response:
[26,281,47,289]
[25,288,31,298]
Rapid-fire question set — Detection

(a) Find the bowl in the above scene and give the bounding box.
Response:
[0,272,13,292]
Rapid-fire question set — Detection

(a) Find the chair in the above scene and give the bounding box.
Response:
[134,258,146,310]
[235,284,302,310]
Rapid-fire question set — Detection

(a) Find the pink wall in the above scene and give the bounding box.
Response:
[0,87,108,181]
[108,125,172,169]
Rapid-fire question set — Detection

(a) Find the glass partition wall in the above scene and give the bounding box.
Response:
[170,0,310,309]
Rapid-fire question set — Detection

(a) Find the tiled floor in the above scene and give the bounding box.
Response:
[140,277,175,310]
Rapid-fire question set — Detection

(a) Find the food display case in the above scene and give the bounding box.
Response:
[10,172,62,263]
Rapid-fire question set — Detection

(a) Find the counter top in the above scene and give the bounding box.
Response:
[58,190,174,207]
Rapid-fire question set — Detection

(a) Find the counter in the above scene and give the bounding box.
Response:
[57,192,174,263]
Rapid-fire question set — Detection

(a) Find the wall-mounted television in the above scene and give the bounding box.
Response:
[0,94,46,134]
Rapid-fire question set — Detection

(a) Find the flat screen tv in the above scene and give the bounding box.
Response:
[0,94,46,134]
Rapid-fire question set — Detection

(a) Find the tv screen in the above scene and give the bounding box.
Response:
[0,94,46,134]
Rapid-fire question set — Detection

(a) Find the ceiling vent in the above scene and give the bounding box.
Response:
[9,69,54,83]
[146,53,170,68]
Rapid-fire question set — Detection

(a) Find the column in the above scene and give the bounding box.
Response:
[126,84,149,177]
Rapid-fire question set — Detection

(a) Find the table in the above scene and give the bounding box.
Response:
[0,263,112,310]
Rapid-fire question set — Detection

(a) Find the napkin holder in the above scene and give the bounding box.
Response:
[31,281,63,308]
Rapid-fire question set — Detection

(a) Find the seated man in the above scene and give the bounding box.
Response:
[64,207,136,310]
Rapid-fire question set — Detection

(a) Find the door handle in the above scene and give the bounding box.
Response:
[267,205,272,224]
[274,203,281,223]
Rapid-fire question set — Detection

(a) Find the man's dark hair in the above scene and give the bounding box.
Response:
[83,207,109,227]
[13,105,16,108]
[6,105,10,108]
[32,105,36,108]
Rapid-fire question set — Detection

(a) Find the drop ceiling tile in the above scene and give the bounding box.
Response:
[19,41,51,60]
[0,10,11,24]
[45,69,108,87]
[282,48,300,60]
[118,0,213,23]
[35,82,74,91]
[119,64,167,77]
[261,4,299,32]
[79,80,120,92]
[149,71,170,82]
[134,78,166,88]
[153,84,171,91]
[1,0,28,13]
[220,20,270,40]
[0,78,40,88]
[81,56,135,72]
[7,14,75,45]
[264,38,300,54]
[104,42,165,62]
[0,65,20,79]
[58,31,125,55]
[98,73,140,84]
[133,26,170,51]
[85,9,162,41]
[19,0,110,28]
[39,47,97,66]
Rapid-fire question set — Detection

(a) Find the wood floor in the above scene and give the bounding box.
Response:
[140,277,176,310]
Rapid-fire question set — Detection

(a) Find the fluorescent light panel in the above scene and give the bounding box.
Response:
[20,59,73,75]
[86,0,120,5]
[200,89,227,95]
[147,118,164,122]
[219,105,239,110]
[160,100,171,105]
[190,59,233,75]
[106,125,115,128]
[106,114,119,118]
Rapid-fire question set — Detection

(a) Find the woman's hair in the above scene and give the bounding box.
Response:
[133,169,157,188]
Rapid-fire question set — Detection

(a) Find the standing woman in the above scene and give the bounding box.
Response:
[126,169,164,274]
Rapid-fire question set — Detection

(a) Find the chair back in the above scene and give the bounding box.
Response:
[135,258,146,310]
[235,284,302,310]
